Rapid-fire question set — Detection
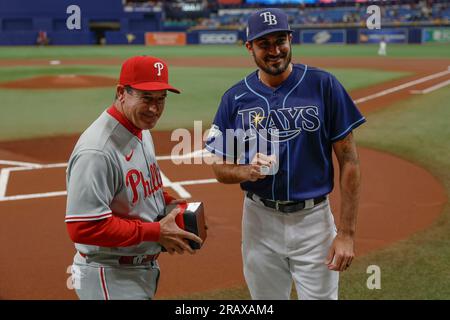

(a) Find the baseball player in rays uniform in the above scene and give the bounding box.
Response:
[206,8,366,300]
[65,56,202,300]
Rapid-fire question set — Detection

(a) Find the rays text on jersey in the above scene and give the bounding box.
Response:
[238,105,321,142]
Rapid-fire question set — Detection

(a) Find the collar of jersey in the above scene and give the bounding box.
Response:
[107,105,143,140]
[249,64,303,96]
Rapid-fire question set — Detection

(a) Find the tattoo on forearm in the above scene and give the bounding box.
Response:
[340,134,359,165]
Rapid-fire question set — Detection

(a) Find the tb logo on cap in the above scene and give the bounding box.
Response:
[260,12,277,26]
[154,62,164,76]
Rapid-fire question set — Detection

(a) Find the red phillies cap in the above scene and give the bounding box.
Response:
[119,56,180,94]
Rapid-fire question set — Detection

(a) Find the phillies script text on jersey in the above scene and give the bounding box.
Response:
[126,163,163,204]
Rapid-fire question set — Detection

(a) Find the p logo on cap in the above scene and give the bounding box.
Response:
[154,62,164,77]
[119,56,180,94]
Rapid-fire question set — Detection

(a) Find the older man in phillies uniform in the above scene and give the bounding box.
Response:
[65,56,202,300]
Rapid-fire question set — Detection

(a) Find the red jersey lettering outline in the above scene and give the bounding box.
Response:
[125,163,163,204]
[156,166,163,187]
[125,169,141,204]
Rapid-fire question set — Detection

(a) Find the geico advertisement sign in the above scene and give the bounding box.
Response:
[199,33,238,44]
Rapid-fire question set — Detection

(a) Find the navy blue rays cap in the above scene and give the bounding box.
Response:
[246,8,292,42]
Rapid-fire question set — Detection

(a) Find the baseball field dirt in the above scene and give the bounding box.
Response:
[0,75,116,89]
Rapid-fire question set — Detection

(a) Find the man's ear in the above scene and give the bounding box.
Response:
[116,85,126,103]
[245,41,253,54]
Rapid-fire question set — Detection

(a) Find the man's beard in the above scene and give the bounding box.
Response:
[253,47,292,76]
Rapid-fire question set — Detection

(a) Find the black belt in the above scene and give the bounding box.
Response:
[79,252,159,265]
[246,192,326,213]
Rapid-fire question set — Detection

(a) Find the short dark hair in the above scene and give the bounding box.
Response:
[115,85,133,100]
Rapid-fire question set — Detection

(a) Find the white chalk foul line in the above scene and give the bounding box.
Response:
[0,163,68,199]
[178,178,218,186]
[0,190,67,202]
[156,149,211,161]
[3,162,68,172]
[0,160,42,167]
[0,150,208,172]
[160,171,192,199]
[354,68,450,104]
[410,79,450,95]
[0,168,11,198]
[0,178,219,202]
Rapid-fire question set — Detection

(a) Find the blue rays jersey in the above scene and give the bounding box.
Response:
[205,64,366,201]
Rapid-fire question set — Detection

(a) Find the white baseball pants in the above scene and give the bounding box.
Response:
[242,194,339,300]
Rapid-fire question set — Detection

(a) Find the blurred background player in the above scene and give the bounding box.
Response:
[378,36,387,56]
[36,30,49,46]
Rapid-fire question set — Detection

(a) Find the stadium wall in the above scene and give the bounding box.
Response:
[180,27,442,45]
[0,0,163,45]
[0,27,444,46]
[0,0,447,46]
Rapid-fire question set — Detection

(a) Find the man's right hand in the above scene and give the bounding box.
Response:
[211,153,276,184]
[158,207,203,255]
[244,163,267,182]
[245,153,276,181]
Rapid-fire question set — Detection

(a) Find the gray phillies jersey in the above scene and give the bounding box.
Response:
[65,107,165,256]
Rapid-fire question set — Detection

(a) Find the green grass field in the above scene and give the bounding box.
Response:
[0,43,448,59]
[339,86,450,299]
[0,65,409,140]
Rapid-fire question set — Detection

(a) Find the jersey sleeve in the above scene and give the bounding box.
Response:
[205,93,237,161]
[163,191,176,205]
[65,150,117,222]
[327,74,366,142]
[66,216,160,247]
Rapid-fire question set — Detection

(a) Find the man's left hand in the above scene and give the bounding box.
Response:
[325,233,355,272]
